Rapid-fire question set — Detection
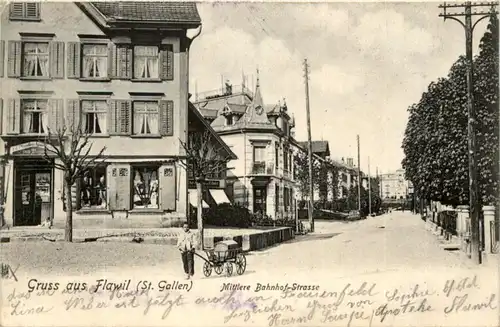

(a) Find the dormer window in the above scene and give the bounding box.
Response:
[225,115,233,126]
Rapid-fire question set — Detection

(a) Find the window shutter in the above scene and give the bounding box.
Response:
[107,99,116,134]
[159,44,174,81]
[7,41,21,78]
[116,45,132,79]
[67,42,80,79]
[159,100,174,136]
[25,3,40,19]
[48,99,63,133]
[66,99,81,131]
[108,164,131,210]
[0,98,3,135]
[118,100,131,135]
[0,40,4,77]
[49,41,64,79]
[10,3,24,18]
[7,98,20,134]
[108,42,116,78]
[160,165,176,211]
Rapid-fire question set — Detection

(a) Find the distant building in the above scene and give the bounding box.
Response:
[380,169,410,199]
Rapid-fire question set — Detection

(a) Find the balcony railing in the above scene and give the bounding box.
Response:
[252,162,274,175]
[196,84,254,101]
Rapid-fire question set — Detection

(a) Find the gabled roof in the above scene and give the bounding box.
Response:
[77,2,201,30]
[198,108,218,120]
[298,141,330,156]
[189,102,237,160]
[92,2,201,23]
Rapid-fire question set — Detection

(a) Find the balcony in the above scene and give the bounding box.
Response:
[251,161,274,175]
[196,84,254,101]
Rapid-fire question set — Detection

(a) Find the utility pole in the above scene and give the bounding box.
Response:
[439,1,498,265]
[304,59,314,232]
[357,135,361,215]
[368,157,372,216]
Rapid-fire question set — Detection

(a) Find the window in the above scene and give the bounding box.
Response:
[22,99,48,134]
[23,42,49,77]
[275,144,279,169]
[225,115,233,126]
[275,184,279,212]
[134,46,159,79]
[133,101,159,135]
[10,2,40,20]
[283,146,289,172]
[132,166,159,209]
[80,166,106,209]
[82,100,108,134]
[253,146,266,173]
[82,44,108,78]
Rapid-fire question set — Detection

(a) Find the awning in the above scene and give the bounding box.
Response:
[188,191,209,208]
[210,189,230,204]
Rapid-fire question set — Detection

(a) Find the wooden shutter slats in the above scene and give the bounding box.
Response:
[66,99,81,131]
[10,3,24,18]
[0,98,3,135]
[25,3,40,19]
[116,45,132,79]
[7,98,20,134]
[50,41,65,79]
[160,44,174,81]
[159,100,174,136]
[160,165,176,211]
[0,40,4,78]
[48,99,63,133]
[7,41,21,78]
[67,42,80,79]
[108,42,116,79]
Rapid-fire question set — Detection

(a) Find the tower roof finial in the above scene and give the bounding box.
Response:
[256,67,260,87]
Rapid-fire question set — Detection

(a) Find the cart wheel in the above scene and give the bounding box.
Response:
[203,261,212,277]
[214,265,223,275]
[235,253,246,275]
[225,262,233,277]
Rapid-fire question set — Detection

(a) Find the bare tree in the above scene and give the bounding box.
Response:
[180,129,233,249]
[43,124,106,242]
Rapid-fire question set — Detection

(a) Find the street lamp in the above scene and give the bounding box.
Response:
[439,2,498,264]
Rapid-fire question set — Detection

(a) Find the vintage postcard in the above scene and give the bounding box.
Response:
[0,1,499,326]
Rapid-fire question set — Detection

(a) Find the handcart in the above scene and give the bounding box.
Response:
[194,240,247,277]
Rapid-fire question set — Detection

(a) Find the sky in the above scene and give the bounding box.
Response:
[188,1,489,175]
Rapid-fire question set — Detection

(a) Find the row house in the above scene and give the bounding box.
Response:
[295,141,360,202]
[0,2,210,228]
[194,78,297,219]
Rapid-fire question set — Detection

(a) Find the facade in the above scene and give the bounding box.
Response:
[380,169,410,199]
[0,2,208,228]
[194,80,297,220]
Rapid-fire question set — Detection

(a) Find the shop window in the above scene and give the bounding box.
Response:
[23,42,49,77]
[82,100,108,134]
[82,44,108,78]
[80,166,107,209]
[22,99,48,134]
[132,166,159,209]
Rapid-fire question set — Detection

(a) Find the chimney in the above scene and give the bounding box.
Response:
[341,157,345,164]
[347,158,353,167]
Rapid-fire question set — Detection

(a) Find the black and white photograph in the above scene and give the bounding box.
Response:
[0,1,499,326]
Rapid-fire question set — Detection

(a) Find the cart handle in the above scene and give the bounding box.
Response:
[194,251,210,263]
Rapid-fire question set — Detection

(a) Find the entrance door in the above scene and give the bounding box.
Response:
[253,187,267,215]
[14,167,52,226]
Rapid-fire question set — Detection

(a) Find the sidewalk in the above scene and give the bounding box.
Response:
[0,225,284,243]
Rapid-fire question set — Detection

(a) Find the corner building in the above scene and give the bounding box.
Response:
[0,2,202,228]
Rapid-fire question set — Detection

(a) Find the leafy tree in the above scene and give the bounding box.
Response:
[43,124,106,242]
[402,15,498,207]
[294,150,321,200]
